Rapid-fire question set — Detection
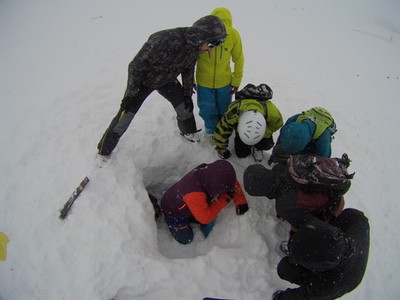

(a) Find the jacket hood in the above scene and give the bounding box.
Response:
[202,160,236,199]
[243,164,277,199]
[288,222,346,272]
[211,7,233,34]
[186,15,226,46]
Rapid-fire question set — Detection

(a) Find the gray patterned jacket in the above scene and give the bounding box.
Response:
[126,15,226,99]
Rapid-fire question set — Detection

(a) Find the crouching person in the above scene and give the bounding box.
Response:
[243,164,344,232]
[160,160,249,244]
[213,83,283,161]
[269,107,337,164]
[272,208,370,300]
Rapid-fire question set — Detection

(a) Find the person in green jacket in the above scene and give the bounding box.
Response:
[213,84,283,161]
[196,7,244,135]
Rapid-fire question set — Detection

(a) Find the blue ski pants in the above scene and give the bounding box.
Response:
[197,85,232,134]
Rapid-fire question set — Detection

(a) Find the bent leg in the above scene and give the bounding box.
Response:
[158,80,198,134]
[215,84,232,119]
[97,87,152,155]
[234,133,252,158]
[277,256,311,286]
[255,137,275,151]
[97,108,135,155]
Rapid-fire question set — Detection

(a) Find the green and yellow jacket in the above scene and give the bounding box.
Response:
[195,7,244,89]
[214,99,283,150]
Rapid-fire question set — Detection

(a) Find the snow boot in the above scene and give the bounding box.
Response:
[252,147,264,162]
[167,223,194,244]
[177,116,200,142]
[180,131,201,143]
[97,129,121,156]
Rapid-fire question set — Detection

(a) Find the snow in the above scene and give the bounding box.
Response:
[0,0,399,299]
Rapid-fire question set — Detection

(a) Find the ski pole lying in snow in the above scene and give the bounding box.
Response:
[59,176,90,219]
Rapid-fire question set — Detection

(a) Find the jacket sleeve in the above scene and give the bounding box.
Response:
[181,64,196,98]
[214,101,240,150]
[232,181,248,206]
[183,192,229,224]
[230,29,244,88]
[265,101,284,138]
[314,129,332,157]
[276,278,342,300]
[274,287,310,300]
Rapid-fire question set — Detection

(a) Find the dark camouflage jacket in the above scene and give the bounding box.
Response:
[127,16,226,98]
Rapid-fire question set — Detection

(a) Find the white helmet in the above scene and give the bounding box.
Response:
[237,110,266,145]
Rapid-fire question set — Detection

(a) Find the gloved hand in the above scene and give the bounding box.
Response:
[120,96,134,111]
[229,86,238,95]
[272,290,284,300]
[184,96,194,112]
[236,204,249,215]
[265,136,275,150]
[217,149,231,159]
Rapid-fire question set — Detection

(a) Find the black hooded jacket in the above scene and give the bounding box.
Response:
[126,15,226,99]
[275,208,370,300]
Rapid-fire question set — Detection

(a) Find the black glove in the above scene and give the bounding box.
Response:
[217,149,231,159]
[120,96,134,111]
[265,136,275,150]
[272,290,283,300]
[236,204,249,215]
[184,96,194,112]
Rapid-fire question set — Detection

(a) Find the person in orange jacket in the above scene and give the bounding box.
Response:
[160,160,249,244]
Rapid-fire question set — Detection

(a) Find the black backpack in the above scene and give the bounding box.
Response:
[235,83,273,101]
[281,153,355,199]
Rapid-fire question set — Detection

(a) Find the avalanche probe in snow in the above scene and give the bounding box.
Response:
[59,176,90,219]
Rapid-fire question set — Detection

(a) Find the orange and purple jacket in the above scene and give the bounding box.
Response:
[161,160,248,225]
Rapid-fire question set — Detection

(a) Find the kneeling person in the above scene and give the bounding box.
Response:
[160,160,248,244]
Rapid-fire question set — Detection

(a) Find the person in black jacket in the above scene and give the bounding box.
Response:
[243,163,344,232]
[97,15,226,156]
[272,208,370,300]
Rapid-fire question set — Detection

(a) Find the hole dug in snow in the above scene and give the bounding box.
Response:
[143,165,244,259]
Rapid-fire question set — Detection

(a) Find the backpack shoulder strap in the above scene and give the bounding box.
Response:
[260,100,268,122]
[296,108,336,139]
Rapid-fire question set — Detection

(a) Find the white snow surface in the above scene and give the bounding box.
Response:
[1,0,400,299]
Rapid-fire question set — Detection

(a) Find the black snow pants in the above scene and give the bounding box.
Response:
[97,80,197,156]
